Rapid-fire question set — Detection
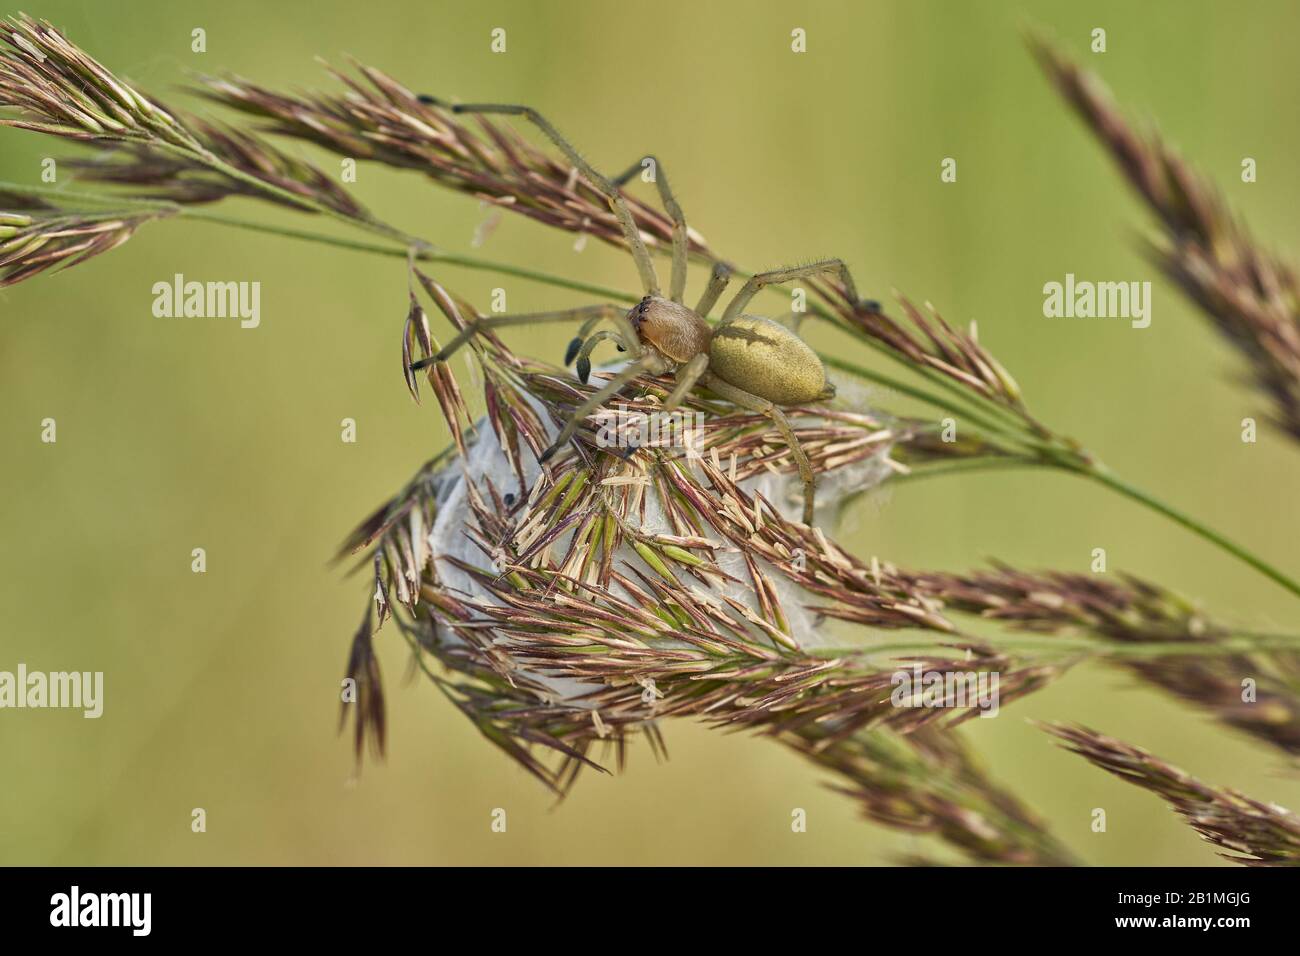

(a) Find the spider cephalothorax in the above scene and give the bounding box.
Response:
[408,100,874,524]
[628,294,711,363]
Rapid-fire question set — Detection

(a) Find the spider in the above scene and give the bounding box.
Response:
[409,99,875,525]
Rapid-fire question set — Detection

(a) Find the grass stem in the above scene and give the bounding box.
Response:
[1078,464,1300,601]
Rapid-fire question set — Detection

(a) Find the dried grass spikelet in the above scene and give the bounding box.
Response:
[195,64,710,260]
[805,725,1075,865]
[906,565,1300,757]
[0,14,187,143]
[0,12,401,283]
[62,116,369,216]
[1043,723,1300,866]
[817,290,1028,417]
[0,191,166,286]
[1032,36,1300,442]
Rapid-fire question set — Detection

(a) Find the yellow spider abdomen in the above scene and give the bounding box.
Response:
[708,316,832,406]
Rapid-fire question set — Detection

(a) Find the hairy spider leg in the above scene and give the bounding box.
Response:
[694,260,734,318]
[408,304,637,371]
[449,103,662,297]
[701,371,819,526]
[720,258,863,325]
[540,352,671,462]
[611,154,689,305]
[663,353,711,412]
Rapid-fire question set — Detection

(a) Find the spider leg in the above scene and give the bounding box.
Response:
[720,258,868,325]
[694,261,734,318]
[541,352,669,462]
[611,154,688,305]
[448,102,661,297]
[701,371,819,526]
[662,353,710,412]
[409,304,633,371]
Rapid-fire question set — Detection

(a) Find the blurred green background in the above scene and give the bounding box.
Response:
[3,0,1299,865]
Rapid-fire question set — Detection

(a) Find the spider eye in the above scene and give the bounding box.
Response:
[629,300,650,330]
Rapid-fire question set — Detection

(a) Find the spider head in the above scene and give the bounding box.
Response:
[628,295,711,363]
